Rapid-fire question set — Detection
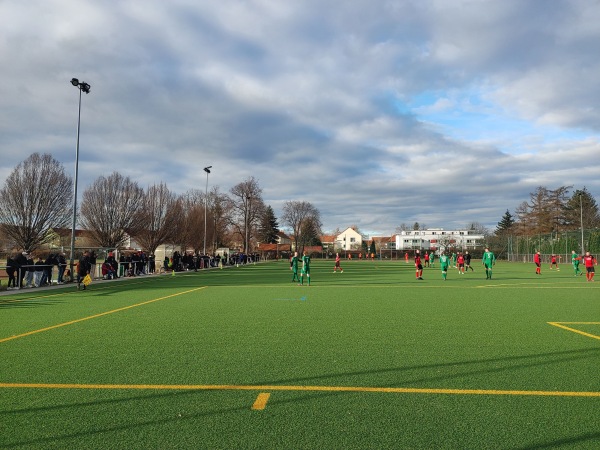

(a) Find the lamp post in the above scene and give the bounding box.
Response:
[580,193,585,254]
[245,195,251,253]
[69,78,91,276]
[203,166,212,257]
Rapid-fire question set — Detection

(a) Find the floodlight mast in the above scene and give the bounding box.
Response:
[580,194,585,254]
[69,78,91,277]
[203,166,212,258]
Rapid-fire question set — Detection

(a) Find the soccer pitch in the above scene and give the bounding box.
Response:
[1,260,598,449]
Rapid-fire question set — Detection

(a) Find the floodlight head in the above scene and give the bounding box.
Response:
[81,82,91,94]
[203,166,212,174]
[71,78,79,87]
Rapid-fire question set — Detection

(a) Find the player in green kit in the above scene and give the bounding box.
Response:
[300,251,311,286]
[482,247,496,279]
[571,250,582,276]
[290,251,300,282]
[439,252,450,280]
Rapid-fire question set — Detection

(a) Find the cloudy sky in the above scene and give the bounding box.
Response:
[1,0,599,236]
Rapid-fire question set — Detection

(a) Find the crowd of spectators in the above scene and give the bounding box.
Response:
[4,251,69,289]
[3,249,263,290]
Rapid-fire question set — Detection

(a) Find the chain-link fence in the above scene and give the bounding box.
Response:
[492,228,600,262]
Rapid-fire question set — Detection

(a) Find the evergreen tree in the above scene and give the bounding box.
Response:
[564,188,600,230]
[258,205,279,244]
[495,210,515,235]
[369,240,377,255]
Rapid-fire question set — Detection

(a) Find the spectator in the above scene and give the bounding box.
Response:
[15,251,28,288]
[149,254,156,273]
[77,251,92,290]
[34,257,45,287]
[106,252,118,278]
[45,253,56,285]
[57,253,67,284]
[5,254,17,289]
[101,261,116,280]
[24,253,35,287]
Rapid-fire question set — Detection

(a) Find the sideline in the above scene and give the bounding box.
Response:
[0,286,207,344]
[1,382,599,398]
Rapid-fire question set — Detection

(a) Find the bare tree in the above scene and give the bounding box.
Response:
[0,153,72,252]
[208,186,233,252]
[172,188,232,255]
[230,177,263,252]
[395,224,411,233]
[514,186,573,236]
[175,190,204,253]
[547,185,572,233]
[80,172,145,248]
[134,182,178,254]
[281,200,322,252]
[465,222,490,236]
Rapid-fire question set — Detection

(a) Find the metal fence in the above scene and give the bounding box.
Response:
[494,228,600,262]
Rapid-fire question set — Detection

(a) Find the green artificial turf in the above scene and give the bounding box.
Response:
[1,260,599,449]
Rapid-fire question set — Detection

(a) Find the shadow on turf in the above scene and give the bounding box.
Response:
[513,432,600,450]
[0,298,66,309]
[0,389,255,448]
[4,347,600,447]
[251,346,600,388]
[3,385,600,449]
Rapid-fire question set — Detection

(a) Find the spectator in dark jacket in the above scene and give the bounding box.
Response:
[57,253,67,284]
[15,251,28,288]
[24,254,35,287]
[5,255,17,289]
[45,254,56,285]
[77,251,92,290]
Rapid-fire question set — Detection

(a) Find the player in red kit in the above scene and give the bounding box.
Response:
[333,252,343,273]
[549,254,559,271]
[534,251,541,275]
[415,251,423,280]
[583,252,595,282]
[457,252,465,274]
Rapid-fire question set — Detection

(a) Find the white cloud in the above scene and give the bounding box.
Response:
[0,0,598,236]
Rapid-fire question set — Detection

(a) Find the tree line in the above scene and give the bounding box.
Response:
[0,153,322,257]
[495,186,600,236]
[491,185,600,256]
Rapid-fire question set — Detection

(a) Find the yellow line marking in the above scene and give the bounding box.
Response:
[0,382,598,398]
[0,287,206,344]
[548,322,600,340]
[252,392,271,410]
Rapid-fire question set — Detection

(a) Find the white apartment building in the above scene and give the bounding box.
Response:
[395,228,485,252]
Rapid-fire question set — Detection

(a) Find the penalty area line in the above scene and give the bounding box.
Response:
[548,322,600,340]
[1,382,599,398]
